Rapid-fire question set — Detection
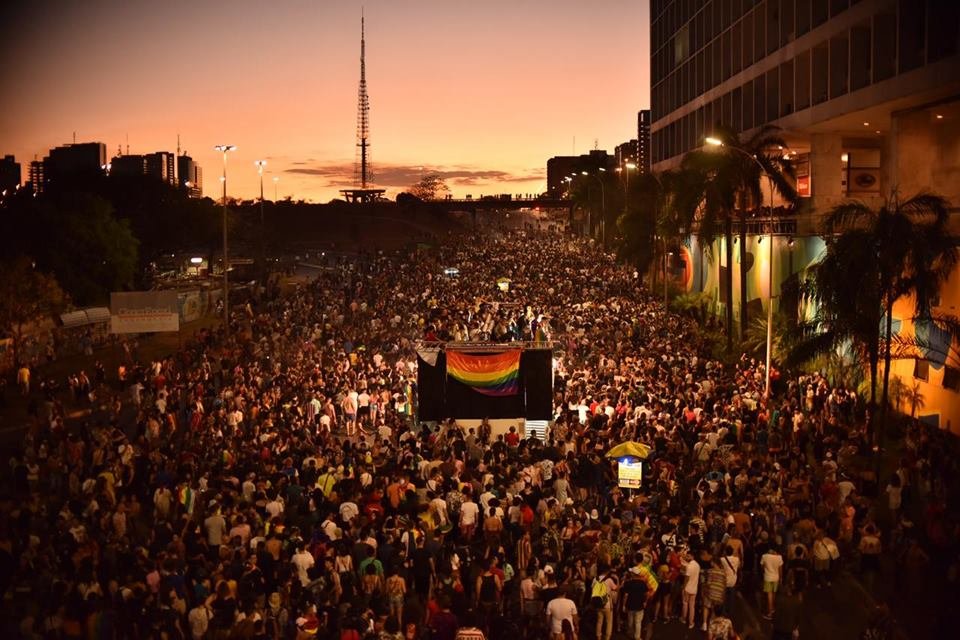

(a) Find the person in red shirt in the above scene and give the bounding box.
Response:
[505,425,520,448]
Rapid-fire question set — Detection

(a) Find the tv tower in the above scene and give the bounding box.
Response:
[341,11,384,203]
[355,10,371,189]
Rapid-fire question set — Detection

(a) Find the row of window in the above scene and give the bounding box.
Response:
[914,359,960,393]
[653,0,958,125]
[652,0,874,88]
[651,0,959,164]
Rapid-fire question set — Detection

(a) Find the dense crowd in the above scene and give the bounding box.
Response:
[2,229,959,640]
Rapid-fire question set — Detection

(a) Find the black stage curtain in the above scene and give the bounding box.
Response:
[416,351,446,422]
[522,349,553,420]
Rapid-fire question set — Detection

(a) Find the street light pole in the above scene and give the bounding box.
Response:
[255,160,267,296]
[214,144,236,336]
[706,136,778,399]
[581,170,605,244]
[273,176,279,201]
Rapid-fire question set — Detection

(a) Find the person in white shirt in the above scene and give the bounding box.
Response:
[681,553,701,629]
[459,496,480,540]
[721,546,740,613]
[291,543,315,587]
[188,603,211,640]
[760,547,783,618]
[546,589,578,640]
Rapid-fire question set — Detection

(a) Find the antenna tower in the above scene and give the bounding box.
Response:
[354,10,372,188]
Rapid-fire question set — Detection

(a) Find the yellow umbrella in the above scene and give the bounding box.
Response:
[605,441,651,460]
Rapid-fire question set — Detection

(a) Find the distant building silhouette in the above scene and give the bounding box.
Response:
[44,142,107,187]
[546,149,615,196]
[111,151,176,186]
[177,154,203,198]
[110,154,147,177]
[614,140,639,169]
[637,110,650,174]
[0,155,20,193]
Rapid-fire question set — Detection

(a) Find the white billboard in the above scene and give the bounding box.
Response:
[110,291,180,334]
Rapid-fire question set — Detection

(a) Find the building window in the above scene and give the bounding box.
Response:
[944,366,960,392]
[928,1,960,62]
[898,0,926,73]
[813,42,829,104]
[850,21,871,91]
[914,359,929,382]
[812,0,828,28]
[797,0,811,36]
[675,24,691,66]
[830,33,849,99]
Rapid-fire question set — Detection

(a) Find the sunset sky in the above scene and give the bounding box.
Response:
[0,0,649,202]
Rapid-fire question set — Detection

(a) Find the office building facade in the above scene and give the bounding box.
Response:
[650,0,960,432]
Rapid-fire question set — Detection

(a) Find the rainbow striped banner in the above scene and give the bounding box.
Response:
[446,350,521,396]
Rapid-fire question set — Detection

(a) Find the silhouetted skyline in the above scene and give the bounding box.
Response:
[0,0,649,202]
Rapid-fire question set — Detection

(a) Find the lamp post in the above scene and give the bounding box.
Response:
[255,160,267,294]
[706,136,777,399]
[580,170,606,243]
[272,176,279,201]
[214,144,236,335]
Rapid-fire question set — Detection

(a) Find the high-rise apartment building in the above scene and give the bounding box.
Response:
[177,154,203,198]
[637,110,651,174]
[650,0,960,432]
[28,160,45,194]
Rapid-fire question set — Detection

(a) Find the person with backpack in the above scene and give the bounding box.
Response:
[591,562,619,640]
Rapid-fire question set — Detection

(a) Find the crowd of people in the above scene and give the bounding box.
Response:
[2,227,959,640]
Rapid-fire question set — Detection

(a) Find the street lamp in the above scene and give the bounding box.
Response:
[272,175,279,201]
[214,144,236,335]
[706,135,778,399]
[580,170,606,243]
[255,160,267,293]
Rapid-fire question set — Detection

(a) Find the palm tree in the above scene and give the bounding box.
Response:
[790,192,959,439]
[678,125,797,350]
[824,193,958,421]
[616,172,659,282]
[904,381,926,418]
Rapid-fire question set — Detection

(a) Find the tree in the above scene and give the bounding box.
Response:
[4,192,139,305]
[789,192,959,442]
[680,125,797,347]
[616,172,660,278]
[0,257,66,367]
[408,173,450,200]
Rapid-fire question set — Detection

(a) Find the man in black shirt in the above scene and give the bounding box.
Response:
[620,567,651,640]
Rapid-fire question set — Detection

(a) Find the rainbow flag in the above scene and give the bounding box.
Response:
[446,350,521,396]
